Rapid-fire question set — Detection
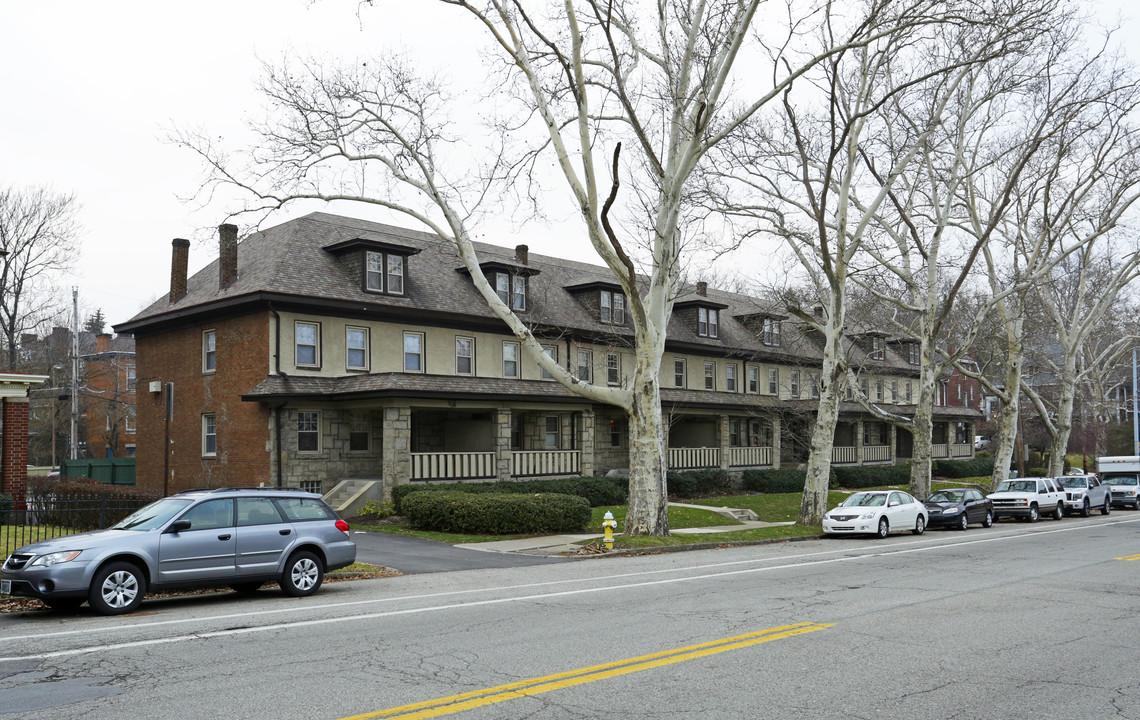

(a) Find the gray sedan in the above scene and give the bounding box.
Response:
[1,488,356,615]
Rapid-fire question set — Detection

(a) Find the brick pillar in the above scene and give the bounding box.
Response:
[2,398,30,501]
[495,408,512,482]
[771,416,782,470]
[580,409,595,477]
[381,406,411,500]
[719,415,731,471]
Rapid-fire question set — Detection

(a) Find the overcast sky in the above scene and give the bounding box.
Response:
[2,0,1137,332]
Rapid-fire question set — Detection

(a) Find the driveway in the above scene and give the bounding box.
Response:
[350,531,573,574]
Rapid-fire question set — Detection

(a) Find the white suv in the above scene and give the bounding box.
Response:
[988,477,1065,523]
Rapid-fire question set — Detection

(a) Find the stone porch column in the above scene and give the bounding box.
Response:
[889,424,898,464]
[719,415,731,472]
[381,406,411,500]
[771,416,782,470]
[855,419,865,465]
[580,409,595,477]
[495,408,513,482]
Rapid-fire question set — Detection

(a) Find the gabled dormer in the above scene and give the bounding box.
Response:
[458,244,541,312]
[564,279,628,327]
[323,237,422,296]
[855,331,890,361]
[735,311,788,347]
[673,282,728,340]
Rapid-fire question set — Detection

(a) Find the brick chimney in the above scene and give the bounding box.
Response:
[219,223,238,289]
[696,281,707,297]
[515,244,529,265]
[170,238,190,303]
[96,333,111,353]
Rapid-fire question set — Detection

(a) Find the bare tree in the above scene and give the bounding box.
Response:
[0,186,79,370]
[179,0,948,534]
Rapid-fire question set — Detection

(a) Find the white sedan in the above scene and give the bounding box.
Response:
[823,490,928,538]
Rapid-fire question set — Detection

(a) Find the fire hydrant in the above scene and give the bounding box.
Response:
[602,511,617,550]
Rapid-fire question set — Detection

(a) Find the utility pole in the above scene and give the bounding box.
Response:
[71,287,79,461]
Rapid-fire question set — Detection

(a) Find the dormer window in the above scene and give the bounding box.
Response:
[365,251,405,295]
[908,343,920,365]
[494,272,527,311]
[698,308,719,338]
[600,290,625,324]
[870,336,885,360]
[762,318,781,346]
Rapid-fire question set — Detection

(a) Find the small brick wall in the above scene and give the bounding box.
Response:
[2,399,30,500]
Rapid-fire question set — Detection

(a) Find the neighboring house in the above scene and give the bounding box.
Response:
[114,213,981,497]
[81,333,137,458]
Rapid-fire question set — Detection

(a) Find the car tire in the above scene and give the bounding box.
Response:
[88,561,146,616]
[958,513,969,531]
[43,598,84,612]
[280,551,323,597]
[230,582,263,594]
[1028,505,1039,522]
[876,518,889,539]
[1134,501,1139,511]
[1080,500,1090,518]
[982,510,993,528]
[1102,497,1111,515]
[1053,503,1064,521]
[912,516,926,535]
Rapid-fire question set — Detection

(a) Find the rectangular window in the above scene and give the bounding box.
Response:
[768,368,778,395]
[600,291,625,325]
[295,322,319,368]
[403,332,424,373]
[125,365,136,391]
[790,371,800,398]
[876,380,884,402]
[202,413,217,457]
[748,366,758,393]
[203,330,216,373]
[544,416,560,449]
[704,361,716,390]
[613,293,625,324]
[609,418,622,447]
[908,343,920,365]
[860,378,869,397]
[607,353,621,385]
[576,348,592,382]
[387,254,404,295]
[871,337,884,360]
[349,412,370,452]
[346,326,369,371]
[455,336,474,375]
[698,308,719,338]
[541,344,557,380]
[811,373,820,398]
[366,251,405,295]
[512,275,526,311]
[366,251,383,291]
[726,364,737,392]
[297,411,319,452]
[674,358,686,388]
[762,318,781,346]
[906,381,913,403]
[892,380,899,404]
[125,405,136,433]
[503,341,519,378]
[600,292,612,324]
[495,272,510,305]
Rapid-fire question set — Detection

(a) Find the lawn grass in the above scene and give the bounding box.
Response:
[681,492,849,523]
[587,504,741,533]
[608,523,822,549]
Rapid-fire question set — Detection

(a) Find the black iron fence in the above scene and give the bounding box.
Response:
[1,491,160,554]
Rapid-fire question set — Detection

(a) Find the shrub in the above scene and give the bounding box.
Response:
[393,476,627,514]
[402,491,591,534]
[0,492,12,525]
[933,456,995,478]
[666,469,732,499]
[741,468,813,493]
[1026,467,1047,478]
[358,500,395,521]
[832,463,911,488]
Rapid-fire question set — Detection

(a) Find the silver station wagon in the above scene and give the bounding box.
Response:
[1,487,356,615]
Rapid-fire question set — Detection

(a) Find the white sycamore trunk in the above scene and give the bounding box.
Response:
[801,300,846,524]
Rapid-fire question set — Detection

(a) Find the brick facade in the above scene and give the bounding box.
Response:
[2,398,30,499]
[135,313,271,494]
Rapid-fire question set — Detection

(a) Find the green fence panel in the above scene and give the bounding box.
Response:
[60,458,136,486]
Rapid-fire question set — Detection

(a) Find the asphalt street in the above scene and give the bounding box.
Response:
[3,513,1140,719]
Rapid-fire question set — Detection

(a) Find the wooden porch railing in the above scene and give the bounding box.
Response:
[832,446,857,464]
[511,450,581,477]
[411,452,496,480]
[727,446,773,467]
[668,447,721,469]
[932,444,949,459]
[950,443,973,458]
[864,445,891,462]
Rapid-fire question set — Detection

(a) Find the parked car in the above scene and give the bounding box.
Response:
[0,487,356,615]
[988,477,1065,522]
[974,435,991,451]
[1099,456,1140,510]
[1058,474,1110,517]
[923,488,994,530]
[823,490,928,538]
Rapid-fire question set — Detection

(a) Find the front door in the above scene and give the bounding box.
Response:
[158,498,237,584]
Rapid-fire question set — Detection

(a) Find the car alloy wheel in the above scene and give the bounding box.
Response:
[877,518,889,539]
[88,561,146,615]
[1054,503,1064,521]
[1028,505,1039,522]
[982,511,993,528]
[913,516,926,535]
[1102,497,1111,515]
[1080,500,1090,518]
[280,550,324,597]
[958,513,969,531]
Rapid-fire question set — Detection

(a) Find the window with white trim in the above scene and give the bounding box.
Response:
[544,416,560,449]
[125,365,136,391]
[876,380,884,402]
[125,405,136,433]
[905,381,913,403]
[365,251,405,295]
[607,352,621,385]
[674,358,686,388]
[860,378,869,398]
[726,364,737,392]
[349,412,369,452]
[503,341,519,378]
[297,411,320,452]
[495,273,510,305]
[698,307,719,338]
[811,373,820,398]
[908,343,920,365]
[346,326,369,371]
[600,290,625,324]
[203,330,216,373]
[511,274,527,311]
[455,336,474,375]
[576,348,592,382]
[403,332,424,373]
[870,337,885,360]
[540,344,557,380]
[704,361,716,390]
[790,371,800,398]
[295,322,319,368]
[202,414,217,457]
[892,380,899,404]
[762,318,781,346]
[768,368,779,395]
[748,366,759,393]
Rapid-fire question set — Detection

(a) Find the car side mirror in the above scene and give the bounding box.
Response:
[167,519,192,533]
[889,501,899,507]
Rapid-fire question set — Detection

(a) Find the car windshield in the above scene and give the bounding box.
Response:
[840,493,887,507]
[1060,477,1089,489]
[111,498,193,530]
[927,490,963,503]
[1102,474,1139,486]
[996,480,1038,493]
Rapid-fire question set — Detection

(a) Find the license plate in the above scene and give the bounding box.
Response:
[1,579,10,595]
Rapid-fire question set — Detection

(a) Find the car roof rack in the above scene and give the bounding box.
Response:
[175,486,311,494]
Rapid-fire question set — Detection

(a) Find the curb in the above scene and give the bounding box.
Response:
[550,532,827,559]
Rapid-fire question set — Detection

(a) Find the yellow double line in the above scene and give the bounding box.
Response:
[339,621,833,720]
[1117,553,1140,561]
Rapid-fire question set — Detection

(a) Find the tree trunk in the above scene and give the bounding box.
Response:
[1048,382,1076,476]
[909,376,936,500]
[800,321,845,525]
[624,371,669,536]
[991,335,1024,491]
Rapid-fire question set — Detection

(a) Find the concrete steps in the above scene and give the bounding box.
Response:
[669,502,759,522]
[324,478,382,518]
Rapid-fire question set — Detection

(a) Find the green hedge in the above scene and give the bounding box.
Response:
[392,476,628,514]
[666,469,732,499]
[742,468,813,493]
[402,491,591,534]
[933,457,995,478]
[832,463,912,488]
[0,492,11,525]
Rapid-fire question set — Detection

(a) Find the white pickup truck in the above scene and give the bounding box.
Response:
[988,477,1065,522]
[1098,456,1140,510]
